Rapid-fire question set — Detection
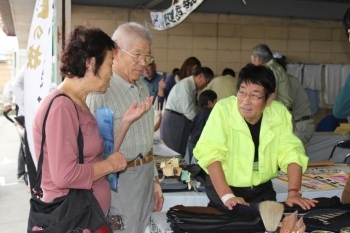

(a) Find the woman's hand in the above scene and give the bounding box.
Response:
[106,151,127,173]
[123,96,153,124]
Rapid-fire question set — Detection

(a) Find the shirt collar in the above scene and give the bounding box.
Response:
[142,72,158,83]
[113,71,144,91]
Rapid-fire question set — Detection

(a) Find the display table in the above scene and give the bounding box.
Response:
[306,132,350,162]
[146,164,350,233]
[160,164,350,212]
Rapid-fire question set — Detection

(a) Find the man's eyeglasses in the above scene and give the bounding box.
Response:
[119,48,154,65]
[237,90,264,101]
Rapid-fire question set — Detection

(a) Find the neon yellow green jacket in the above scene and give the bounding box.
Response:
[194,96,308,187]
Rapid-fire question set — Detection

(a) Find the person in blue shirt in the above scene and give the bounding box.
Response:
[334,6,350,204]
[141,61,163,103]
[333,7,350,119]
[187,90,217,163]
[164,68,179,99]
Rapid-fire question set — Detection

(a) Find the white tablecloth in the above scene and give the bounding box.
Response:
[161,191,209,212]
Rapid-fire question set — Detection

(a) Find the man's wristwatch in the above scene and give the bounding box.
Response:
[288,188,302,197]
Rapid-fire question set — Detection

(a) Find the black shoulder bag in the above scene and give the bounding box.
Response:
[27,94,112,233]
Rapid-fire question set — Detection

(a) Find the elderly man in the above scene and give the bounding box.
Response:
[274,56,314,146]
[160,67,214,157]
[86,22,163,233]
[141,61,163,103]
[250,44,293,110]
[194,64,317,211]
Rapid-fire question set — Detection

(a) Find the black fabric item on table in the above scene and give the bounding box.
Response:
[166,197,350,233]
[167,204,265,233]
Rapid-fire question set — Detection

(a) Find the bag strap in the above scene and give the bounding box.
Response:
[33,93,84,197]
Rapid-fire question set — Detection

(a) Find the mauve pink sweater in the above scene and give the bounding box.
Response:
[32,89,110,212]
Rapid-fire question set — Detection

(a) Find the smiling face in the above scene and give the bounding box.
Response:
[94,50,113,93]
[237,81,274,124]
[114,39,151,84]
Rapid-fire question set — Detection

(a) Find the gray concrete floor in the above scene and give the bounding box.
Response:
[0,114,31,233]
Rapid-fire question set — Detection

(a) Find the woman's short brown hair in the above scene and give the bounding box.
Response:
[60,25,116,78]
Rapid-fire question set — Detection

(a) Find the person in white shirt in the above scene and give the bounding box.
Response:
[12,65,26,116]
[160,67,214,157]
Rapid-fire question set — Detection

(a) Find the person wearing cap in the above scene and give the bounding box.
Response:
[250,44,293,110]
[141,61,163,103]
[274,56,314,146]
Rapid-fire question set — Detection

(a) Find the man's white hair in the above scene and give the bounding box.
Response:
[112,22,153,50]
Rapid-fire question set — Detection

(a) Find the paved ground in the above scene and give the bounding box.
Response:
[0,114,31,233]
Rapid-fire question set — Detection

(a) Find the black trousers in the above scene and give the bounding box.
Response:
[205,174,276,210]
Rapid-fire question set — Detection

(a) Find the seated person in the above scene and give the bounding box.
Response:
[339,6,350,204]
[194,64,318,211]
[315,114,347,132]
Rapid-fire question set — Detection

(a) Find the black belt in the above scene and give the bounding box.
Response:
[295,115,313,122]
[166,109,183,116]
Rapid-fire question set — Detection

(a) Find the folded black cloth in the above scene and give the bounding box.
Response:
[303,207,350,233]
[167,204,265,233]
[282,196,350,233]
[283,196,342,214]
[167,197,350,233]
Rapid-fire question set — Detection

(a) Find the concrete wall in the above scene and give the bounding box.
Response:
[72,5,349,75]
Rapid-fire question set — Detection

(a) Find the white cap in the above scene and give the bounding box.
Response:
[273,52,283,59]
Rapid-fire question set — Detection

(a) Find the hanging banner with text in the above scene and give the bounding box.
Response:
[24,0,54,163]
[150,0,204,30]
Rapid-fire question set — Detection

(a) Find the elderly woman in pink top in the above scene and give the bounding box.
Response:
[32,25,152,213]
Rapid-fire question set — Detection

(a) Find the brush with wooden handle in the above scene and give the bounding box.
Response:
[259,201,285,233]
